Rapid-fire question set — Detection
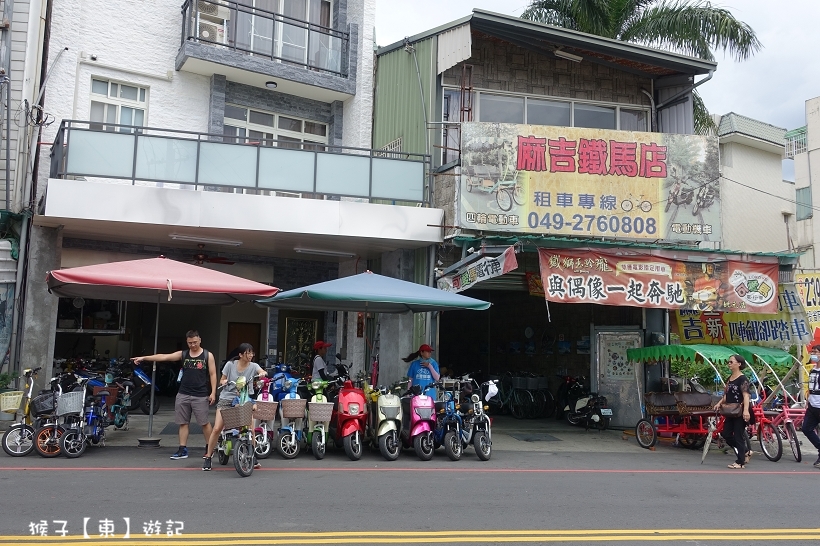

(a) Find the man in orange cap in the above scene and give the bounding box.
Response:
[312,340,334,380]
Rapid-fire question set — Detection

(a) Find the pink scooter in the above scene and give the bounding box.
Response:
[400,383,437,460]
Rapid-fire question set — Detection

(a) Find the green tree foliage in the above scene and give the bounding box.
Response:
[521,1,761,134]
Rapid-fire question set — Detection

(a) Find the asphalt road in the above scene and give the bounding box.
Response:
[0,439,817,545]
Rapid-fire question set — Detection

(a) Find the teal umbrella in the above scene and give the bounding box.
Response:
[256,272,490,313]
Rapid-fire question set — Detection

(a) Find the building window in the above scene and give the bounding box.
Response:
[620,108,649,132]
[222,104,328,149]
[527,98,570,127]
[573,103,616,130]
[89,78,147,132]
[479,94,524,124]
[797,186,813,221]
[453,87,649,132]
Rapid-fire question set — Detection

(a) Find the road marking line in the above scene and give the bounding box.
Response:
[0,466,816,475]
[2,529,816,544]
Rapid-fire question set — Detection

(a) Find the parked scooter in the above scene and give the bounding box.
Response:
[400,383,437,460]
[305,379,334,460]
[665,180,694,212]
[556,375,586,419]
[275,378,307,459]
[566,392,612,430]
[60,378,110,458]
[692,184,716,215]
[461,379,495,461]
[432,381,465,461]
[364,380,403,461]
[329,363,368,461]
[252,376,278,459]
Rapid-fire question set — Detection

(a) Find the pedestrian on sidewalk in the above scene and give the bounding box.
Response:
[132,330,217,460]
[713,354,751,469]
[801,344,820,468]
[403,344,440,399]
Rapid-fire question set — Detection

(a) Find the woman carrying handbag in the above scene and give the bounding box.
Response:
[713,354,752,469]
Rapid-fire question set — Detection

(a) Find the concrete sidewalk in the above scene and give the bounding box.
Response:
[3,395,646,454]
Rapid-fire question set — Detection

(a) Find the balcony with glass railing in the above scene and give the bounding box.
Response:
[49,121,429,204]
[177,0,354,97]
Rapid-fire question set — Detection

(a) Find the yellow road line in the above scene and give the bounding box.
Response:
[0,529,814,544]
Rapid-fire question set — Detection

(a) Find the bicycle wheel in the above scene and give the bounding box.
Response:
[2,424,35,457]
[758,422,782,462]
[513,183,525,206]
[217,435,229,465]
[254,431,272,459]
[701,417,716,463]
[60,429,88,459]
[496,188,513,212]
[785,421,802,462]
[508,392,525,420]
[234,439,254,477]
[34,425,64,458]
[532,389,548,418]
[541,389,556,419]
[636,419,657,449]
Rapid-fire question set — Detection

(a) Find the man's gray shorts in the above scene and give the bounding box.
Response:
[174,393,210,426]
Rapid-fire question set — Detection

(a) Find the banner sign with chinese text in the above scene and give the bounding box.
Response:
[438,246,518,292]
[674,284,811,348]
[795,274,820,335]
[458,123,720,242]
[537,248,778,313]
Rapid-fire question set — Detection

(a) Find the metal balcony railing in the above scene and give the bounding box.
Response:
[785,126,807,159]
[181,0,349,77]
[49,121,430,204]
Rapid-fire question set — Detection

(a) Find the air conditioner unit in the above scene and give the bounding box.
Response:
[197,0,231,20]
[198,21,225,44]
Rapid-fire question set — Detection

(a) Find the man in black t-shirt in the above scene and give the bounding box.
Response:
[132,330,217,460]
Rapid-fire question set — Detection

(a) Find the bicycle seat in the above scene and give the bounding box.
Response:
[120,381,134,388]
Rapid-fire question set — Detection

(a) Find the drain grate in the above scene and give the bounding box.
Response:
[509,433,561,442]
[158,423,204,435]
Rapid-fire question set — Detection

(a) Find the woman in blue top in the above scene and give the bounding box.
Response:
[403,344,440,398]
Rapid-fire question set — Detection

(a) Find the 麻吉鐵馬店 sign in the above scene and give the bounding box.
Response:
[458,123,719,243]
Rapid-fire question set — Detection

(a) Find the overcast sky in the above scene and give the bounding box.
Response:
[375,0,820,133]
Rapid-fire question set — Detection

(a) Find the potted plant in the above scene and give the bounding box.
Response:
[0,370,18,421]
[0,371,17,391]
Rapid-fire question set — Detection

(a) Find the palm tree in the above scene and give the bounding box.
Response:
[521,0,761,134]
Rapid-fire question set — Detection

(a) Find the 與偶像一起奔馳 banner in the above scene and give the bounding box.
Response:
[457,122,720,242]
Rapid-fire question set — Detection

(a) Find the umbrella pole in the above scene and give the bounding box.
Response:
[138,296,162,448]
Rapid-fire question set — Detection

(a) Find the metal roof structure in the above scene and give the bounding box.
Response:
[717,112,786,148]
[377,9,717,77]
[453,234,801,263]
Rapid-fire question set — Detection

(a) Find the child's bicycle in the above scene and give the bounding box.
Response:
[215,377,258,477]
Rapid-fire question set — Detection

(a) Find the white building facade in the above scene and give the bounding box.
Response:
[791,96,820,268]
[19,0,441,378]
[715,112,792,254]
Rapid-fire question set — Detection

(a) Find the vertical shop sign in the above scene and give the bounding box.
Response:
[438,246,518,292]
